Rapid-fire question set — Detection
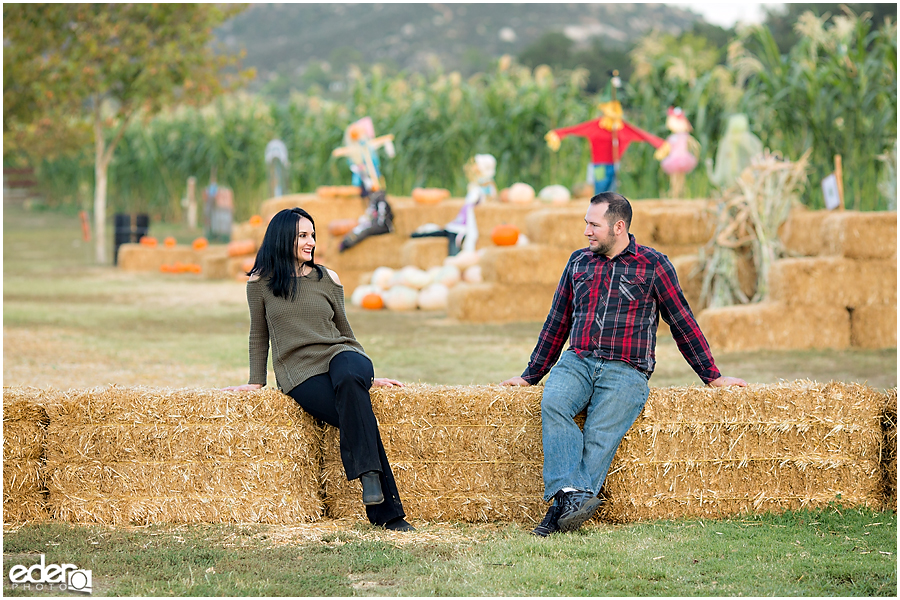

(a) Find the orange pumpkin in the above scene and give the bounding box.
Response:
[328,218,358,236]
[361,293,384,310]
[227,239,257,257]
[240,257,256,273]
[412,187,451,205]
[140,236,158,247]
[192,237,209,250]
[163,237,177,248]
[159,263,174,273]
[185,263,202,274]
[491,224,520,246]
[249,215,263,227]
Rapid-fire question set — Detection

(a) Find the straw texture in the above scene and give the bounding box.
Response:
[820,210,897,259]
[41,386,323,525]
[3,387,53,523]
[447,282,556,323]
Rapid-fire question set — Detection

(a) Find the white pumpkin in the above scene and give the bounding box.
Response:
[445,249,480,270]
[417,283,449,310]
[350,284,382,307]
[383,285,419,311]
[507,182,535,203]
[431,264,461,287]
[463,264,483,283]
[516,233,530,246]
[538,184,571,204]
[371,266,395,290]
[398,265,432,290]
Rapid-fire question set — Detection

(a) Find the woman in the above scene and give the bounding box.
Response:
[224,207,413,532]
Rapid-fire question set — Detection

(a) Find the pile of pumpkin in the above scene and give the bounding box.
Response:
[139,235,208,274]
[350,223,524,312]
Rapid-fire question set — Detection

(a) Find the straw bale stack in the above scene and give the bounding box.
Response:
[881,389,897,510]
[524,206,588,253]
[231,221,266,248]
[820,210,897,259]
[117,245,207,272]
[598,381,886,522]
[327,234,406,272]
[479,245,572,286]
[322,385,547,523]
[201,247,230,280]
[768,257,896,308]
[400,238,451,271]
[259,194,365,226]
[473,203,543,242]
[670,255,703,312]
[3,387,54,523]
[850,305,897,349]
[391,198,465,238]
[42,386,323,525]
[698,302,850,352]
[651,243,704,258]
[447,282,556,323]
[780,206,828,256]
[646,205,715,245]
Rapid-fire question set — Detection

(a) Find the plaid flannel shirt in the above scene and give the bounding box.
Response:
[521,234,721,385]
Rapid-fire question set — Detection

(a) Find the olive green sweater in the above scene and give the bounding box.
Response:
[247,269,368,392]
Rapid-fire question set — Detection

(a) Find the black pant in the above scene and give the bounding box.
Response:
[287,351,405,526]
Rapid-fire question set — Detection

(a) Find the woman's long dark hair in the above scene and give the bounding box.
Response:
[247,207,322,299]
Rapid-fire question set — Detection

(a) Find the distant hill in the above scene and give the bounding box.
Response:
[216,3,704,92]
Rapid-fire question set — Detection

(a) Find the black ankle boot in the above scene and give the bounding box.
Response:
[360,471,384,505]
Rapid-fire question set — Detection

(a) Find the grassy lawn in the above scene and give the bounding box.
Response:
[3,203,897,596]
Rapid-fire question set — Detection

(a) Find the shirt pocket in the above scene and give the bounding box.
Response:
[619,273,650,302]
[572,270,594,306]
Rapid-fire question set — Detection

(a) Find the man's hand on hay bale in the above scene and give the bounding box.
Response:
[222,383,264,392]
[500,376,530,386]
[708,376,747,387]
[373,378,404,388]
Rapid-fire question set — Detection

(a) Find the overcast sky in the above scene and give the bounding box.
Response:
[667,2,787,27]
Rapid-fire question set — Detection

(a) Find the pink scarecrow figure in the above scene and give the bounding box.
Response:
[546,100,665,194]
[654,107,701,198]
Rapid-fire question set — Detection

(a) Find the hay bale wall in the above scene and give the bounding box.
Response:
[479,246,572,286]
[447,282,557,323]
[768,257,896,308]
[3,387,53,523]
[400,238,450,271]
[41,386,323,526]
[850,305,898,349]
[117,245,210,272]
[821,210,897,259]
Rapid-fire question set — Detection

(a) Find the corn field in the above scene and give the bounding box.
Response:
[27,11,897,221]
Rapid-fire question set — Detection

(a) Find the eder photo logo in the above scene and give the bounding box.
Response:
[7,554,92,593]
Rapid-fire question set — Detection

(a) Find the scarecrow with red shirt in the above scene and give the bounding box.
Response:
[546,99,665,195]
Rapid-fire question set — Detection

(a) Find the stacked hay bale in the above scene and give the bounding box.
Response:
[600,381,887,522]
[42,386,323,525]
[3,387,53,523]
[321,385,547,523]
[117,244,215,273]
[699,211,897,352]
[320,382,892,524]
[448,245,571,322]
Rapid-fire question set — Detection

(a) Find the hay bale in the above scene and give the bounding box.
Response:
[881,389,897,510]
[647,205,715,245]
[201,247,230,280]
[447,282,556,323]
[42,386,323,525]
[670,254,703,311]
[768,257,897,308]
[473,203,545,243]
[600,382,887,522]
[400,238,450,271]
[479,245,572,285]
[650,243,704,258]
[780,206,828,256]
[327,233,407,272]
[322,385,547,523]
[3,387,53,523]
[259,194,365,225]
[850,305,897,349]
[117,245,206,272]
[524,206,589,253]
[821,210,897,259]
[391,198,465,238]
[697,301,850,352]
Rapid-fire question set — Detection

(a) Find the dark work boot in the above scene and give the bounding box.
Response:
[360,471,384,505]
[531,491,564,537]
[557,490,603,533]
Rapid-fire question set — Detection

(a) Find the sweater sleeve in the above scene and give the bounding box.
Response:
[328,275,358,342]
[246,280,269,386]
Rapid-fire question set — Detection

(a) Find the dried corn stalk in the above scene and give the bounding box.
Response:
[700,149,811,308]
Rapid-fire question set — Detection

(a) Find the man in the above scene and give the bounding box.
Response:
[501,192,746,537]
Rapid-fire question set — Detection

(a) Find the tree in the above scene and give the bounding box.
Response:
[3,4,252,263]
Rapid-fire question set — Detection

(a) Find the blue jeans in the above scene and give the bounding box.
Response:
[540,351,649,501]
[591,162,617,194]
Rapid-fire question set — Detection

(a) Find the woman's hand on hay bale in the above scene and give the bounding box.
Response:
[500,376,530,386]
[708,376,748,387]
[222,383,264,392]
[373,378,404,388]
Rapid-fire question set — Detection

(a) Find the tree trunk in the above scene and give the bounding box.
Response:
[93,114,108,264]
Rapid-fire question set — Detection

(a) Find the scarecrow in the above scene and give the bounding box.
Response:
[546,72,665,194]
[332,117,397,251]
[654,107,701,198]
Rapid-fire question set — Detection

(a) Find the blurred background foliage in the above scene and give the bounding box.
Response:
[6,4,896,221]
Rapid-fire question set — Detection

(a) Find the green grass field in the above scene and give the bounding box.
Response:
[3,203,897,596]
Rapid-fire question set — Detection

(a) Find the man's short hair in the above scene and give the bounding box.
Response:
[590,192,632,231]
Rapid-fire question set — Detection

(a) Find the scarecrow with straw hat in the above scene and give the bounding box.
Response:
[546,71,665,194]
